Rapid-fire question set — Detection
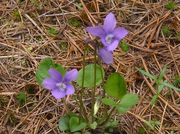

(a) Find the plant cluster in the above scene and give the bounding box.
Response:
[35,13,138,133]
[35,12,180,133]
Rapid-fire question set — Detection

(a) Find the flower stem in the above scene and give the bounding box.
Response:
[78,48,89,123]
[91,44,97,122]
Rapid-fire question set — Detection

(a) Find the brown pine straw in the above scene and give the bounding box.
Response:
[0,0,179,133]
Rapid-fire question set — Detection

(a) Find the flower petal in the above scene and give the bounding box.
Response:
[86,26,105,38]
[101,37,109,47]
[51,89,66,99]
[66,84,75,95]
[64,69,78,82]
[98,48,113,64]
[106,40,119,51]
[103,12,116,33]
[48,68,62,81]
[42,78,57,90]
[113,27,128,40]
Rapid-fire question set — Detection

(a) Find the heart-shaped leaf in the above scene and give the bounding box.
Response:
[104,73,127,99]
[58,115,70,131]
[117,93,138,114]
[69,116,87,132]
[77,64,104,88]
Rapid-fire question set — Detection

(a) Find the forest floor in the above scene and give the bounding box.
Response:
[0,0,179,134]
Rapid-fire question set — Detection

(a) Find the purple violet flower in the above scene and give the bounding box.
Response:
[86,12,128,64]
[42,68,78,99]
[99,48,113,64]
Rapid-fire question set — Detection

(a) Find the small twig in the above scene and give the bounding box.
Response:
[91,44,97,122]
[24,14,46,36]
[158,102,167,133]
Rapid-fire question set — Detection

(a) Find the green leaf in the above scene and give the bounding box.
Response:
[36,58,65,84]
[146,120,160,130]
[69,116,79,132]
[173,75,180,86]
[58,115,70,132]
[137,68,157,80]
[36,58,53,84]
[16,91,26,106]
[176,33,180,39]
[143,120,155,130]
[162,81,180,91]
[77,64,104,88]
[150,83,165,105]
[120,40,129,52]
[105,119,119,128]
[157,66,167,84]
[90,121,97,130]
[53,63,66,76]
[12,9,21,20]
[173,75,180,87]
[165,1,176,10]
[69,116,87,132]
[73,132,81,134]
[104,73,127,99]
[161,25,171,37]
[117,93,138,113]
[138,127,147,134]
[47,27,59,36]
[150,94,159,106]
[102,98,116,107]
[68,18,82,27]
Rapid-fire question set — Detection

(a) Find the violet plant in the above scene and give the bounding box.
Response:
[36,12,138,133]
